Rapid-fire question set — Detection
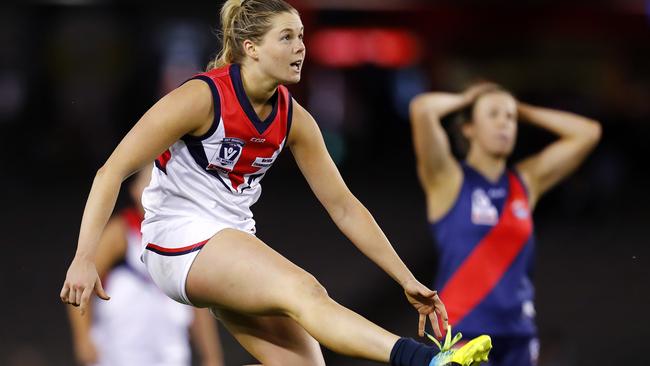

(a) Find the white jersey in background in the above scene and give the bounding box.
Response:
[91,208,194,366]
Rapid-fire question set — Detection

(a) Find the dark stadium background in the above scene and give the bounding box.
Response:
[1,0,648,365]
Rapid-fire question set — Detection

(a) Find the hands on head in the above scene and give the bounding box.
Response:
[463,81,504,102]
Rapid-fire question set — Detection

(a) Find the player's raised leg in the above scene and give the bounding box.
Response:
[186,228,399,363]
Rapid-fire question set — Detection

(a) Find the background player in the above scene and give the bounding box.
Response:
[60,1,492,365]
[67,167,224,366]
[409,83,601,366]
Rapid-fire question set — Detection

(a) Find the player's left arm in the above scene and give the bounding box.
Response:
[515,102,601,209]
[189,308,225,366]
[288,99,415,286]
[289,99,448,338]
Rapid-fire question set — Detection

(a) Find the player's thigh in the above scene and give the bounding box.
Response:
[186,228,328,315]
[214,307,325,366]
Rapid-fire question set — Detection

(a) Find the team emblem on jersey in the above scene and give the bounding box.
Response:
[511,199,530,219]
[471,188,498,225]
[207,137,245,172]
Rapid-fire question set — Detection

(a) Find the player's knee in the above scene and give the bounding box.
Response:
[294,273,329,302]
[282,272,331,319]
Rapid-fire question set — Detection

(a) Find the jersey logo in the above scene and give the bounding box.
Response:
[207,138,245,172]
[511,199,529,219]
[488,187,506,199]
[250,137,266,143]
[471,188,498,225]
[522,300,536,318]
[251,156,276,168]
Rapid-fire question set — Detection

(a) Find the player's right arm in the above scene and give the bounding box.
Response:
[60,79,215,315]
[67,217,128,365]
[408,84,495,220]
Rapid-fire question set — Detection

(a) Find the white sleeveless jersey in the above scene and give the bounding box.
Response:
[91,208,194,366]
[141,64,292,253]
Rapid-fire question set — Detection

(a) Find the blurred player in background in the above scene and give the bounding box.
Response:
[409,83,601,366]
[67,167,224,366]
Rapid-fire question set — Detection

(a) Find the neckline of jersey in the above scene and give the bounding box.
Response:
[462,161,508,186]
[229,63,279,135]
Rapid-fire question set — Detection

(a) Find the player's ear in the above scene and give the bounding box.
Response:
[243,39,259,60]
[461,121,474,139]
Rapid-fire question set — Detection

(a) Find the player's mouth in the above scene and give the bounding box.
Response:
[495,131,512,143]
[290,60,303,72]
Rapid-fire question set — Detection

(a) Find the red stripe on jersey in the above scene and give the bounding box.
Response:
[156,149,172,172]
[223,88,289,190]
[198,65,291,191]
[440,172,533,327]
[229,170,245,190]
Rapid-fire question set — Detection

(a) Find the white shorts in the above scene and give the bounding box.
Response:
[140,216,255,305]
[141,246,204,306]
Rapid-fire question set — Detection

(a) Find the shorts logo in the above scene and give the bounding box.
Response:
[207,138,245,172]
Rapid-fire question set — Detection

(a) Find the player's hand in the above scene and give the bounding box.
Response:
[60,256,110,315]
[73,335,99,365]
[463,82,502,102]
[403,278,448,338]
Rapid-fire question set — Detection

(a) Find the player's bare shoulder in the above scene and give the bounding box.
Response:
[164,78,215,137]
[287,98,317,146]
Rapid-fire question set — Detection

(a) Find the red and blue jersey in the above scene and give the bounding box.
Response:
[430,162,536,337]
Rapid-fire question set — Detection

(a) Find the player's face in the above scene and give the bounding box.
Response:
[464,92,518,158]
[255,11,305,84]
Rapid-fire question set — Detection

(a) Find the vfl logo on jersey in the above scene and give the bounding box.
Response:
[207,138,245,172]
[511,199,530,219]
[251,156,276,168]
[471,188,498,226]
